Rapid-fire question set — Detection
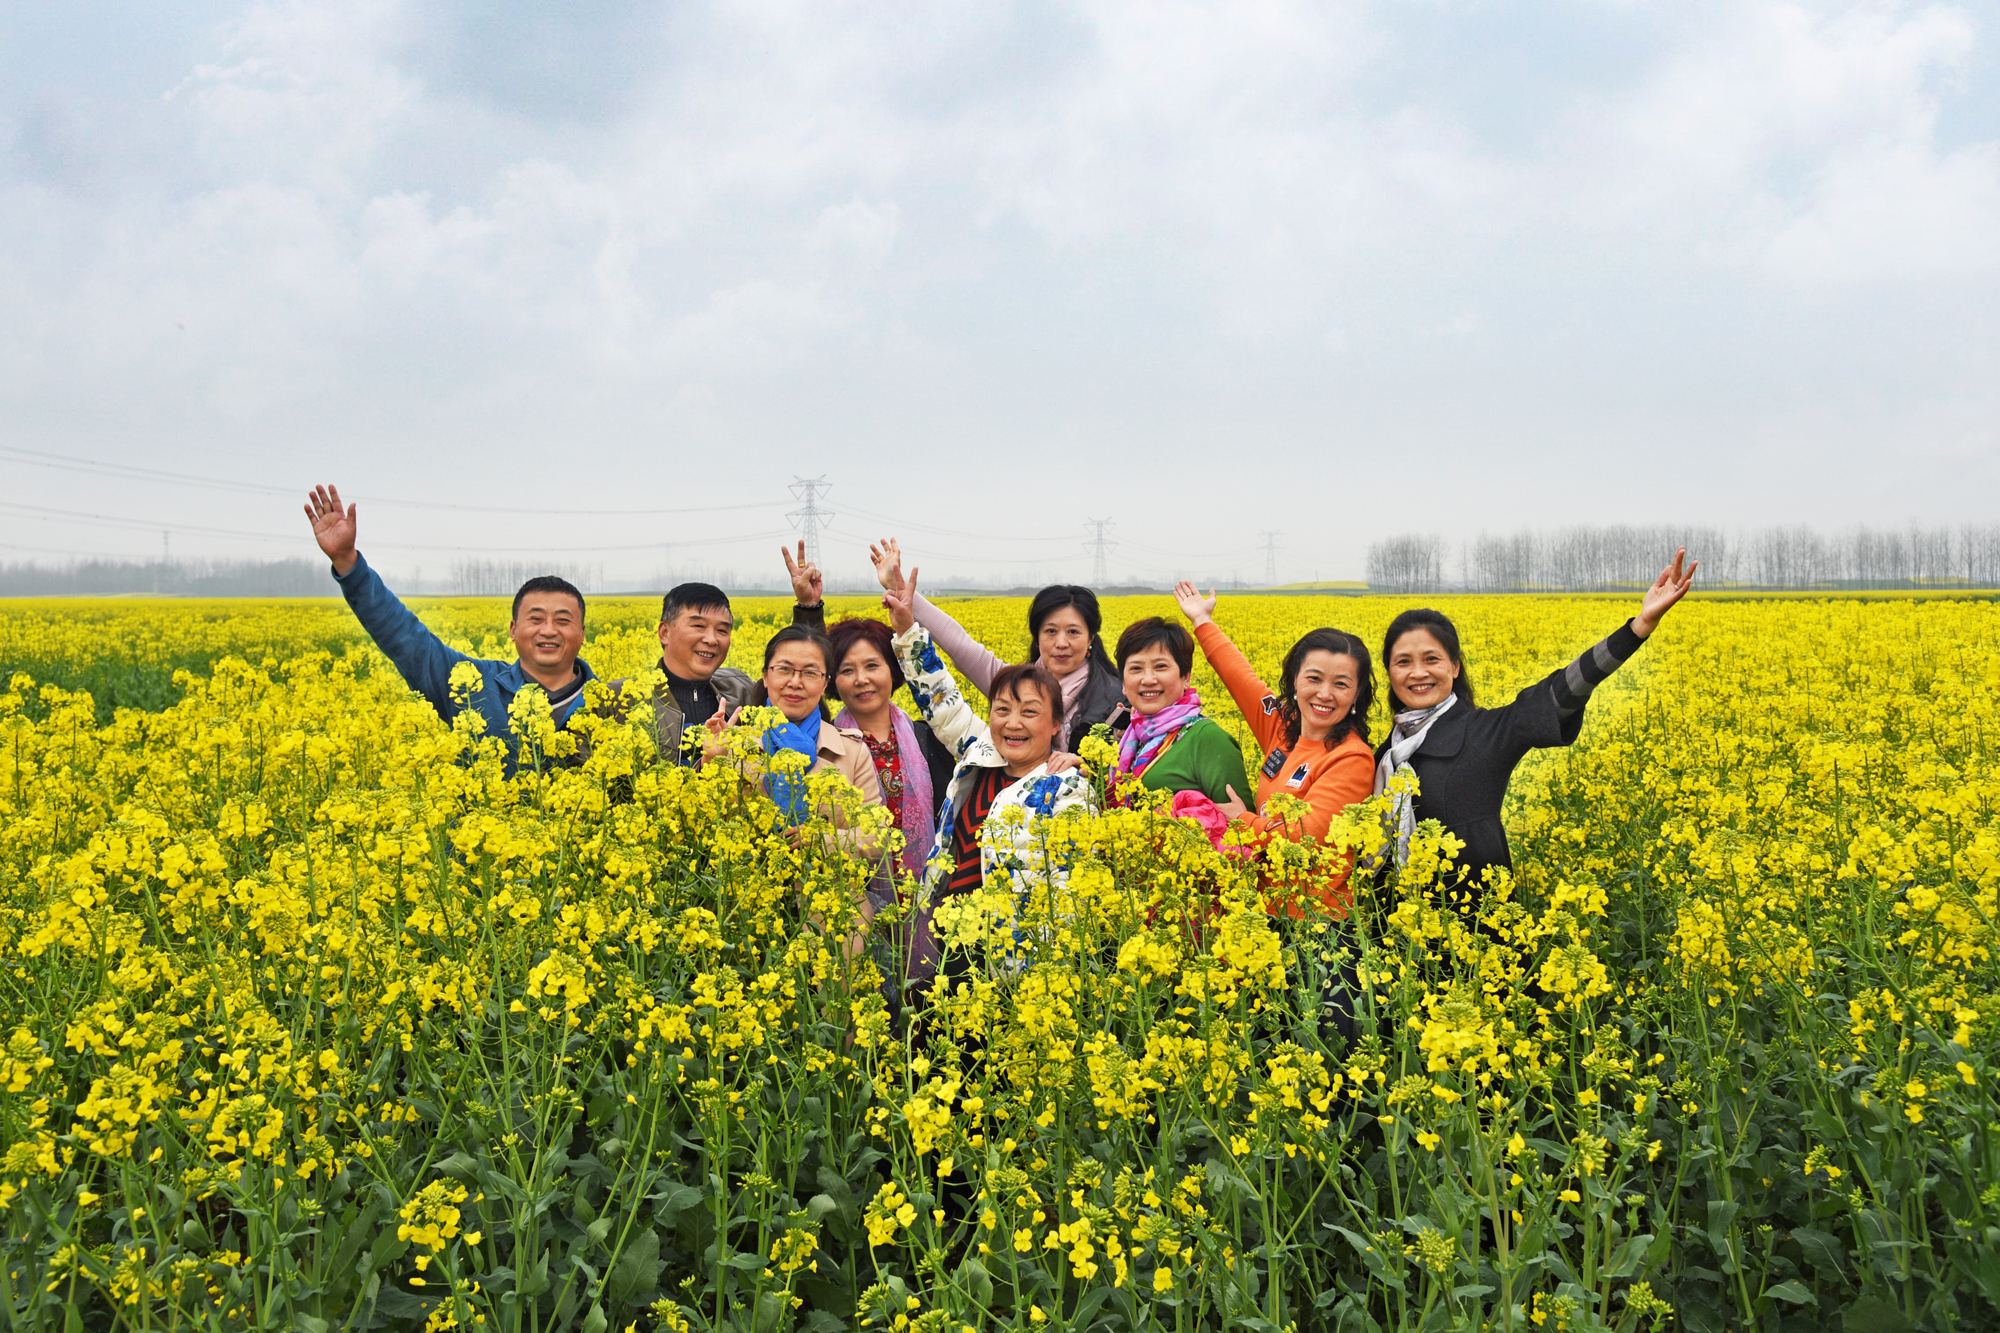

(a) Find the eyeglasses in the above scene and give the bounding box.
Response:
[768,665,825,684]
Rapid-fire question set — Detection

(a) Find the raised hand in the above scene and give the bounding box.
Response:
[782,540,824,605]
[1634,547,1699,638]
[868,538,906,594]
[882,566,919,635]
[1173,580,1218,627]
[303,484,359,576]
[701,705,741,761]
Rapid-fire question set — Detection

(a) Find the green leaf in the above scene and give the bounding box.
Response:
[436,1151,479,1182]
[1606,1234,1656,1279]
[727,1250,767,1271]
[653,1182,705,1218]
[956,1256,994,1308]
[1791,1226,1848,1277]
[582,1301,608,1333]
[1328,1225,1395,1283]
[605,1228,661,1307]
[1705,1199,1740,1253]
[1763,1279,1816,1306]
[1840,1294,1912,1333]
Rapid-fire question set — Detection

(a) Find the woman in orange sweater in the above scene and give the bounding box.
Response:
[1172,582,1376,911]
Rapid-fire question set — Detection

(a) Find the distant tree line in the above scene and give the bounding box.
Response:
[447,559,606,597]
[0,556,617,598]
[0,557,336,597]
[1367,523,2000,593]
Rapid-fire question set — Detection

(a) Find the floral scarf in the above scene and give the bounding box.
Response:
[761,709,823,825]
[836,706,936,878]
[1116,687,1204,784]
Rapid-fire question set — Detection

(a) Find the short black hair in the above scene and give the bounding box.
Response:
[661,582,731,625]
[1114,616,1195,675]
[512,575,585,620]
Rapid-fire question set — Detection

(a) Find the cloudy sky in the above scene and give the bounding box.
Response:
[2,0,1995,589]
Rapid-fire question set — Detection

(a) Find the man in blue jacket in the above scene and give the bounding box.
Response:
[305,483,596,762]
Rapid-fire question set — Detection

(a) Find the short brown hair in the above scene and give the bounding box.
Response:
[989,662,1062,724]
[1114,616,1194,675]
[827,618,905,695]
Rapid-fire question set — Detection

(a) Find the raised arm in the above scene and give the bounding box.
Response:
[1176,582,1284,752]
[885,568,987,757]
[306,484,466,713]
[1499,549,1696,752]
[872,537,1005,694]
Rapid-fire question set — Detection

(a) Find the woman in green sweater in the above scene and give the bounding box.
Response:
[1107,617,1251,811]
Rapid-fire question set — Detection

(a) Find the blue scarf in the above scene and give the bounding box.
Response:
[762,709,823,825]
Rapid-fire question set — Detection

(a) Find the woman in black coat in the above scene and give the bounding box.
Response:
[1375,548,1697,889]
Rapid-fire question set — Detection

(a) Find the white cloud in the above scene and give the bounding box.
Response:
[0,0,1995,580]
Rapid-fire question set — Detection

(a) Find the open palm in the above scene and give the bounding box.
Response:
[1635,547,1698,636]
[304,484,359,575]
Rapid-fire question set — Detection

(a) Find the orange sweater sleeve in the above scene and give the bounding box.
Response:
[1238,741,1375,847]
[1194,621,1283,752]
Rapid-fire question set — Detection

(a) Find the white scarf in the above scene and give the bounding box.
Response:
[1373,694,1458,864]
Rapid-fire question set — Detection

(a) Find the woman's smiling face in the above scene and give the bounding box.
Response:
[989,682,1059,772]
[1291,649,1359,742]
[1386,628,1459,711]
[1122,647,1189,718]
[833,642,895,717]
[764,641,830,723]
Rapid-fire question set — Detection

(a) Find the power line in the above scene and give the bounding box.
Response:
[786,477,833,568]
[1084,518,1116,587]
[1260,530,1281,584]
[0,499,793,554]
[0,444,776,517]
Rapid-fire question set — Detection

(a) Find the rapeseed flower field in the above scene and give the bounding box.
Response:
[1,593,1994,1332]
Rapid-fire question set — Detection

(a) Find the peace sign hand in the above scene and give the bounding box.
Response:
[1634,547,1698,638]
[882,566,920,635]
[303,484,359,576]
[782,540,824,605]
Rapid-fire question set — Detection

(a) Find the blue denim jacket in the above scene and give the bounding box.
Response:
[332,552,595,762]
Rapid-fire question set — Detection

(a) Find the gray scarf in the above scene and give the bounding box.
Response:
[1373,694,1458,864]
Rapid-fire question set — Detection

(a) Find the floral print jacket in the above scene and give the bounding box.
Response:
[891,625,1095,906]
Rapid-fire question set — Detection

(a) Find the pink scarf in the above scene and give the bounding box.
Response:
[1116,687,1204,783]
[836,706,937,878]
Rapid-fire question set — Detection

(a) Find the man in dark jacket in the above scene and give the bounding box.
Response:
[646,581,758,764]
[305,484,596,767]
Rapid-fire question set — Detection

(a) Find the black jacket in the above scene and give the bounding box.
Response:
[1062,658,1127,749]
[910,718,957,820]
[1376,617,1641,886]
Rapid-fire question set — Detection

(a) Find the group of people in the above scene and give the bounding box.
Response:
[305,483,1697,984]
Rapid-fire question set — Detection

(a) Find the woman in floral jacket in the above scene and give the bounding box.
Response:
[884,570,1094,972]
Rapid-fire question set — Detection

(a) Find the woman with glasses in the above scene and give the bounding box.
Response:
[706,625,888,859]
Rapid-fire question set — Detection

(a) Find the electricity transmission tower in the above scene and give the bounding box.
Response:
[1084,519,1116,587]
[1260,530,1281,585]
[787,477,833,568]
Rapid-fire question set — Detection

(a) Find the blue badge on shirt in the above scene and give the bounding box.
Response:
[1287,762,1310,788]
